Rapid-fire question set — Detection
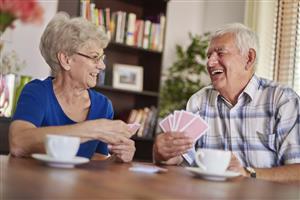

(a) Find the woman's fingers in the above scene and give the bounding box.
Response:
[110,140,135,163]
[99,132,129,145]
[99,119,133,138]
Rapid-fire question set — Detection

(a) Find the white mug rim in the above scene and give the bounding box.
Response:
[196,148,231,154]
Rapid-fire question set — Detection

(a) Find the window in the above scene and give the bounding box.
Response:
[245,0,300,94]
[274,0,300,93]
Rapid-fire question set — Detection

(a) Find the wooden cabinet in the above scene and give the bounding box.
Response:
[58,0,168,161]
[58,0,167,127]
[0,117,10,154]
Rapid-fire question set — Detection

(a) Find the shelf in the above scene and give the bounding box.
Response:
[132,136,154,141]
[132,136,154,161]
[0,117,12,122]
[95,85,159,97]
[58,0,167,146]
[108,42,163,55]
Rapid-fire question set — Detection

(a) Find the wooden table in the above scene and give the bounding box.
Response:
[1,155,299,199]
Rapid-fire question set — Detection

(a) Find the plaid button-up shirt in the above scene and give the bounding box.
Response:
[184,75,300,168]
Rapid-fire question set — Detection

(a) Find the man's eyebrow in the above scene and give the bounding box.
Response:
[216,47,226,51]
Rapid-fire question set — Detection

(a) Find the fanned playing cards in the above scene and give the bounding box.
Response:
[159,110,208,141]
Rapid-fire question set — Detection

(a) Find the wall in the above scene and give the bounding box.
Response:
[2,0,58,79]
[163,0,246,84]
[2,0,246,81]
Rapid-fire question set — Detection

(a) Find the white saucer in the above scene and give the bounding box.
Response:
[185,167,241,181]
[32,154,89,168]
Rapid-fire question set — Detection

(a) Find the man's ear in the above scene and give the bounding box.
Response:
[57,52,71,71]
[245,48,256,71]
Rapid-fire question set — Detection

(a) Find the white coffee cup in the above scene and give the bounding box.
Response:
[195,149,231,174]
[45,134,80,160]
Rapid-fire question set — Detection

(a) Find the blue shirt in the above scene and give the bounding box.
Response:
[184,75,300,168]
[13,77,114,159]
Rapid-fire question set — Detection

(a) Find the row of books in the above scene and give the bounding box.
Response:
[80,0,166,52]
[127,106,158,138]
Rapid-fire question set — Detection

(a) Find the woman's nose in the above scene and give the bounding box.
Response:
[96,61,105,70]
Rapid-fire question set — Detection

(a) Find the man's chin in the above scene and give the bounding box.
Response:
[212,82,225,91]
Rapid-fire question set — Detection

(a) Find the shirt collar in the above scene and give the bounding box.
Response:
[242,74,260,101]
[212,74,260,106]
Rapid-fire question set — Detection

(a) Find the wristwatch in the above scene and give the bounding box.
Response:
[245,167,256,178]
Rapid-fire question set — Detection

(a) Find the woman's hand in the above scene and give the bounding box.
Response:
[87,119,134,145]
[109,138,135,162]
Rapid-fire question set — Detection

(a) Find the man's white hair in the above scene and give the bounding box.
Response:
[211,23,259,60]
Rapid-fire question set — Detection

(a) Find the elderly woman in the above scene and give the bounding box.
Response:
[9,12,135,162]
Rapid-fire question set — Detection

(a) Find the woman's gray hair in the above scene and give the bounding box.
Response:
[40,12,109,75]
[211,23,259,60]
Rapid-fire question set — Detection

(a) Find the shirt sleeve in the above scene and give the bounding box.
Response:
[13,81,46,127]
[182,148,197,166]
[276,88,300,165]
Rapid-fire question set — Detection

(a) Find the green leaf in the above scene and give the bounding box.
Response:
[159,32,211,118]
[0,12,16,32]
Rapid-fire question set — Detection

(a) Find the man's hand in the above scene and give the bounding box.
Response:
[153,132,193,164]
[227,153,248,176]
[109,138,135,163]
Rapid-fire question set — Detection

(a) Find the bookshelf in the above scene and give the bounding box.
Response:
[0,117,10,154]
[58,0,168,161]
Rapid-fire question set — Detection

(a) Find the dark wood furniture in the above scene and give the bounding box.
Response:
[2,155,299,199]
[0,117,10,154]
[57,0,168,161]
[58,0,167,123]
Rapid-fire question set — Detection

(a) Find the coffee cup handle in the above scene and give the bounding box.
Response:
[195,151,207,171]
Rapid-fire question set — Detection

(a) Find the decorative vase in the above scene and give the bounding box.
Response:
[0,73,16,117]
[13,75,31,114]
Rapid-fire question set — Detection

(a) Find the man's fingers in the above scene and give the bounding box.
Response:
[159,143,192,156]
[158,137,193,149]
[172,138,193,145]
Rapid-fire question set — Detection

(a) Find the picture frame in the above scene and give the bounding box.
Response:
[113,64,144,91]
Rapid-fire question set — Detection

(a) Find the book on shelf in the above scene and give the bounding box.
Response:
[142,20,151,49]
[114,11,122,43]
[136,107,149,137]
[125,13,136,46]
[80,0,166,52]
[119,11,127,43]
[135,20,144,48]
[158,15,166,51]
[105,8,111,38]
[127,106,157,138]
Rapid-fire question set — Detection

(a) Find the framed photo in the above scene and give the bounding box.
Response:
[113,64,144,91]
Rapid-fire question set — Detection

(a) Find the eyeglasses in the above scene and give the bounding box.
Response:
[75,52,106,64]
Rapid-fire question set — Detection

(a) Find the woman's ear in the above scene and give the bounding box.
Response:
[57,52,71,71]
[245,48,256,71]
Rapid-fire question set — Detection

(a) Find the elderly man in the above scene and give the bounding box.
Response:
[153,23,300,182]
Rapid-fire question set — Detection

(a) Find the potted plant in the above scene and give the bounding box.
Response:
[159,32,210,118]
